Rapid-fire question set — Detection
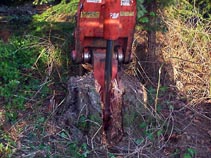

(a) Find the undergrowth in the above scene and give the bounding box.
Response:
[33,0,78,22]
[0,2,76,157]
[0,35,63,157]
[0,37,47,120]
[159,1,211,101]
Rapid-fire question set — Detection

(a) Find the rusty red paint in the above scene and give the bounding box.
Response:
[73,0,136,63]
[93,51,117,89]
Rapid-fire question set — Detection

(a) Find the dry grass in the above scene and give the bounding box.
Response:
[132,3,211,102]
[158,6,211,102]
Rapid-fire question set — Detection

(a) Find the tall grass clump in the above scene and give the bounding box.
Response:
[159,1,211,101]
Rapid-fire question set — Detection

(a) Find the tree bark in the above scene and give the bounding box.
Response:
[147,0,158,83]
[55,71,147,144]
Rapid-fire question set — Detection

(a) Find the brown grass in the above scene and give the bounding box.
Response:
[159,7,211,101]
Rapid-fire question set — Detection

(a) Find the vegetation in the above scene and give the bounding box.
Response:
[0,1,76,157]
[160,1,210,101]
[0,0,62,5]
[135,0,210,100]
[0,37,46,121]
[0,0,210,157]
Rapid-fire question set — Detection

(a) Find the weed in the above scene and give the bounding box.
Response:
[183,148,196,158]
[77,115,88,130]
[68,142,90,158]
[0,132,15,157]
[0,36,51,122]
[108,152,116,158]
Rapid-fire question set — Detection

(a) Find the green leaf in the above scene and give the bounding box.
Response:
[137,0,144,4]
[183,153,192,158]
[150,11,156,17]
[147,132,154,141]
[157,129,163,137]
[169,105,174,110]
[187,148,196,156]
[108,152,116,158]
[0,143,4,152]
[139,122,147,129]
[82,150,90,157]
[141,17,149,23]
[157,104,162,113]
[60,131,68,138]
[38,117,45,123]
[135,138,144,145]
[160,86,168,92]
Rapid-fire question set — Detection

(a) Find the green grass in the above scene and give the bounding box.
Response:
[0,1,78,157]
[0,36,48,120]
[33,0,78,22]
[0,2,77,123]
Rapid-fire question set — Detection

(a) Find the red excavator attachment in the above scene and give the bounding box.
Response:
[72,0,136,145]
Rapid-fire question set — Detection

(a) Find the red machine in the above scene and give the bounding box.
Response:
[72,0,136,144]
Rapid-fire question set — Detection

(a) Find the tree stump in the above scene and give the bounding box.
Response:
[56,71,147,145]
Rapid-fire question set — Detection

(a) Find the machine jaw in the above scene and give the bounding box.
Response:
[72,0,136,145]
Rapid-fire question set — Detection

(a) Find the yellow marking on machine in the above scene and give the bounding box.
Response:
[120,11,134,16]
[81,12,100,18]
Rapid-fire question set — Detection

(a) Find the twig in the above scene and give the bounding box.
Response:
[154,64,163,112]
[91,125,102,150]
